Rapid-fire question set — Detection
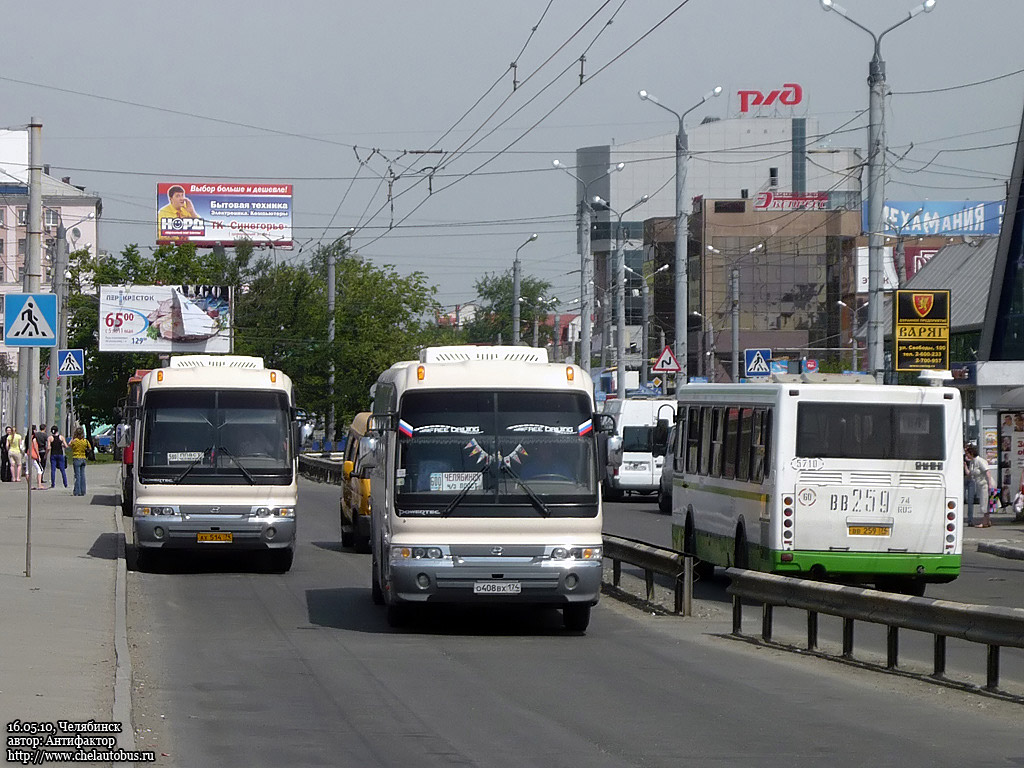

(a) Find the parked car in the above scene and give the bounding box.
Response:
[340,413,372,552]
[93,425,116,454]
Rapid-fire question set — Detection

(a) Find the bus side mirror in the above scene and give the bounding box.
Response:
[354,436,379,477]
[652,419,669,457]
[607,435,623,468]
[368,414,396,433]
[596,413,616,434]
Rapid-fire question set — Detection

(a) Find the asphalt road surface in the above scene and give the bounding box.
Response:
[126,479,1024,768]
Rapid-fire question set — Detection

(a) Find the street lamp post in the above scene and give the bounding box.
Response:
[327,226,355,446]
[596,195,650,398]
[553,160,624,370]
[638,85,722,387]
[45,211,94,433]
[821,0,936,382]
[626,263,669,386]
[511,234,538,344]
[837,299,868,371]
[690,311,716,381]
[705,242,762,381]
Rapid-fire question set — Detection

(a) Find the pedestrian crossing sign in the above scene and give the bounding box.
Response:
[744,348,772,377]
[3,293,57,347]
[57,348,85,377]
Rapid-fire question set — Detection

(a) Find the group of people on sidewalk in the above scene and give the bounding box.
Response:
[2,423,93,495]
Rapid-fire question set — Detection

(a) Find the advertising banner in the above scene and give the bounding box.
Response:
[893,289,950,371]
[99,285,231,353]
[997,412,1024,503]
[156,182,293,248]
[754,192,828,211]
[862,201,1003,237]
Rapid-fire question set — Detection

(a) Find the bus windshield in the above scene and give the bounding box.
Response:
[139,389,292,485]
[395,390,597,517]
[796,402,945,460]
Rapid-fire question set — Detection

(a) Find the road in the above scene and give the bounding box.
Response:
[126,479,1024,767]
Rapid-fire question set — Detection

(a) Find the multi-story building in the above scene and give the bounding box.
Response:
[574,113,862,373]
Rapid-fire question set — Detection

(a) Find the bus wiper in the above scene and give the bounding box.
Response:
[500,461,551,517]
[441,473,481,517]
[218,445,256,485]
[173,450,210,484]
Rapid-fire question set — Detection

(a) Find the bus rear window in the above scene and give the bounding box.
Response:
[796,403,945,460]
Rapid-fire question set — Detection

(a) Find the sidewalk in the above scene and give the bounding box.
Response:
[969,505,1024,559]
[0,461,135,753]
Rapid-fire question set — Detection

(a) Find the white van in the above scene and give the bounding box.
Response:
[602,397,677,500]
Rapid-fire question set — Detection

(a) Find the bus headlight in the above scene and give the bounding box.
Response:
[136,505,177,516]
[394,546,446,560]
[550,546,601,560]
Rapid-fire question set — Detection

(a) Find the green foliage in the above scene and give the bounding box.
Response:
[463,270,553,345]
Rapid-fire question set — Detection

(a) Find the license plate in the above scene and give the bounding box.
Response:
[626,462,649,471]
[848,526,891,536]
[473,580,521,595]
[197,532,233,543]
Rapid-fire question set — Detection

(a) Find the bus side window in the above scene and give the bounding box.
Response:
[738,408,754,481]
[710,407,725,477]
[722,407,740,480]
[750,409,766,483]
[699,407,712,476]
[686,406,700,474]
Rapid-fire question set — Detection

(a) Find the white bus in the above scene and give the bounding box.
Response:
[358,346,614,631]
[670,375,963,595]
[132,356,299,572]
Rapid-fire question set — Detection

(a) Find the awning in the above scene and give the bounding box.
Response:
[993,386,1024,409]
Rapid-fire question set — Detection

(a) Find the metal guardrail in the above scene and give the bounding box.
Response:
[298,454,344,484]
[727,568,1024,698]
[602,534,694,616]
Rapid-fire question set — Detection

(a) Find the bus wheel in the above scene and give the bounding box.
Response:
[603,482,623,502]
[685,518,714,579]
[265,548,294,573]
[733,526,749,570]
[354,530,372,554]
[135,546,160,573]
[387,603,410,629]
[658,489,671,515]
[371,557,385,605]
[340,514,354,548]
[563,604,591,633]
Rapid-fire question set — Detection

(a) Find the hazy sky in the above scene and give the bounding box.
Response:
[5,1,1023,311]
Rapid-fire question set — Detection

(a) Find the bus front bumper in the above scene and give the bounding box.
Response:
[134,515,296,551]
[387,558,602,606]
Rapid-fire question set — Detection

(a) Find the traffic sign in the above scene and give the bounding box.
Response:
[57,348,85,377]
[651,345,681,373]
[744,348,771,377]
[4,293,57,347]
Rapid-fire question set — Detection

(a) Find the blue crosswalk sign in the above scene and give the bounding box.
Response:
[744,348,772,377]
[4,293,57,347]
[57,348,85,377]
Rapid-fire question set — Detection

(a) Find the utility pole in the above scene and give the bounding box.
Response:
[45,222,68,432]
[327,227,354,446]
[731,268,740,382]
[18,119,43,435]
[512,234,537,345]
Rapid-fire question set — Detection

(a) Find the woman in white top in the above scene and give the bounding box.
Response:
[966,443,995,527]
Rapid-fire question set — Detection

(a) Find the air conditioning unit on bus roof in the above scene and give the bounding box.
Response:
[419,346,549,364]
[169,355,265,369]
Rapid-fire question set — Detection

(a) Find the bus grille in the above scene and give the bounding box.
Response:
[798,472,844,485]
[897,472,944,487]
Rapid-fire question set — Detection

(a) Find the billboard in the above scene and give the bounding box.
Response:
[863,201,1003,237]
[156,182,293,248]
[893,289,950,371]
[99,285,232,353]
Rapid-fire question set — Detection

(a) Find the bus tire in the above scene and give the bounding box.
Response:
[603,482,623,502]
[658,489,671,515]
[563,604,591,633]
[354,530,371,554]
[340,513,354,548]
[265,548,294,573]
[135,546,159,573]
[733,526,749,570]
[387,603,410,628]
[371,557,385,605]
[685,517,714,579]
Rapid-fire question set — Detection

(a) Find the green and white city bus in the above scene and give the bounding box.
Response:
[670,376,963,595]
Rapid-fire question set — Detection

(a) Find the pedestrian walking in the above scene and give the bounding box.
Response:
[69,427,91,496]
[5,425,21,483]
[28,425,46,490]
[48,426,69,488]
[966,443,995,528]
[963,443,978,527]
[0,426,9,482]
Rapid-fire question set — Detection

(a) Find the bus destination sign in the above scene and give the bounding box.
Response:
[893,289,950,371]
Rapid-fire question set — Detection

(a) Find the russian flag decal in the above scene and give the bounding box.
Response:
[577,419,593,436]
[398,419,415,437]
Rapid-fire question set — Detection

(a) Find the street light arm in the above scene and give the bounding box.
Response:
[638,90,681,121]
[682,86,723,121]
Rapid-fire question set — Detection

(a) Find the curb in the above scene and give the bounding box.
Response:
[978,541,1024,561]
[113,503,136,751]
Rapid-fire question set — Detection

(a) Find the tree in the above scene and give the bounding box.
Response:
[463,271,553,346]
